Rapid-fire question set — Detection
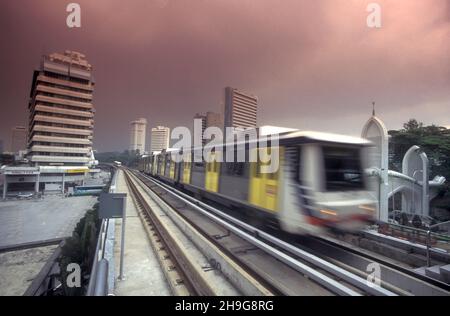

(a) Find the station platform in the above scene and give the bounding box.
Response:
[112,170,171,296]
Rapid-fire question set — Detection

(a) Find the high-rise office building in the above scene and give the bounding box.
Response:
[193,112,223,145]
[0,140,4,154]
[194,113,207,136]
[10,126,27,153]
[129,118,147,153]
[206,111,223,129]
[224,87,258,130]
[27,51,95,166]
[150,126,170,152]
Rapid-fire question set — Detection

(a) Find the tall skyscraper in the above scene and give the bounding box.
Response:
[150,126,170,152]
[0,140,4,154]
[206,111,223,129]
[193,112,223,145]
[27,51,95,166]
[194,113,207,136]
[224,87,258,130]
[10,126,27,153]
[129,118,147,153]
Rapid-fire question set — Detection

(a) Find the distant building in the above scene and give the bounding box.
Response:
[0,139,4,154]
[224,87,258,130]
[150,126,170,152]
[206,111,223,129]
[129,118,147,153]
[11,126,27,153]
[2,51,98,198]
[194,113,207,135]
[27,50,96,166]
[28,51,95,166]
[193,112,223,146]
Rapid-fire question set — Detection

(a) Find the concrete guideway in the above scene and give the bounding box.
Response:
[298,235,450,296]
[129,170,397,296]
[134,170,450,296]
[124,170,265,296]
[112,170,171,296]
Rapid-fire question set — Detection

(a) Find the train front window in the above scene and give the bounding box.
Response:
[322,146,365,191]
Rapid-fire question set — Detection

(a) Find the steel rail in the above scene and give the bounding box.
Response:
[126,171,279,296]
[139,172,449,296]
[134,171,396,296]
[123,171,201,295]
[308,236,450,295]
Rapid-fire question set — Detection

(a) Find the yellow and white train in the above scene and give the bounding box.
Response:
[138,131,377,236]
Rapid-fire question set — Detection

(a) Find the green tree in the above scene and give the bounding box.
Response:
[388,120,450,217]
[403,119,423,132]
[58,204,101,296]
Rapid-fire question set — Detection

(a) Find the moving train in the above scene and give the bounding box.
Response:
[138,130,378,236]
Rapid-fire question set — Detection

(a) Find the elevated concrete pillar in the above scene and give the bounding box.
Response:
[402,145,430,217]
[35,174,40,193]
[62,173,65,193]
[3,177,7,200]
[362,114,389,222]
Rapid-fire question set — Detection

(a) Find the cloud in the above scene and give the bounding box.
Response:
[0,0,448,151]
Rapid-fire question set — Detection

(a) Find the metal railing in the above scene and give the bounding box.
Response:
[426,220,450,267]
[22,240,65,296]
[86,168,118,296]
[86,218,109,295]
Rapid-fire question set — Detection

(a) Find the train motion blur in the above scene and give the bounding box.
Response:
[137,130,377,236]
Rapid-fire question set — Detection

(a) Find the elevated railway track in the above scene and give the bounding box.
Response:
[122,168,450,296]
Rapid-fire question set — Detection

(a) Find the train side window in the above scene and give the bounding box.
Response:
[256,164,262,178]
[226,162,233,175]
[214,161,220,173]
[194,162,205,169]
[322,146,364,191]
[256,147,272,178]
[265,147,279,180]
[296,147,302,183]
[267,168,278,180]
[236,162,244,176]
[254,159,261,178]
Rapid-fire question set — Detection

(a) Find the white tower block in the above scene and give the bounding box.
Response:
[402,145,430,217]
[362,114,389,222]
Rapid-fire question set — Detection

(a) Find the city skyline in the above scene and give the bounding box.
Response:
[0,0,449,152]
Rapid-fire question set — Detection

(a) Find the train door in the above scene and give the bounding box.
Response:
[182,152,192,184]
[169,160,175,179]
[165,155,171,178]
[161,155,166,176]
[174,159,181,183]
[205,151,220,192]
[249,147,281,212]
[156,155,161,175]
[146,157,151,174]
[152,156,157,175]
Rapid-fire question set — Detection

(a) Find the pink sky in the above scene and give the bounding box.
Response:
[0,0,449,151]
